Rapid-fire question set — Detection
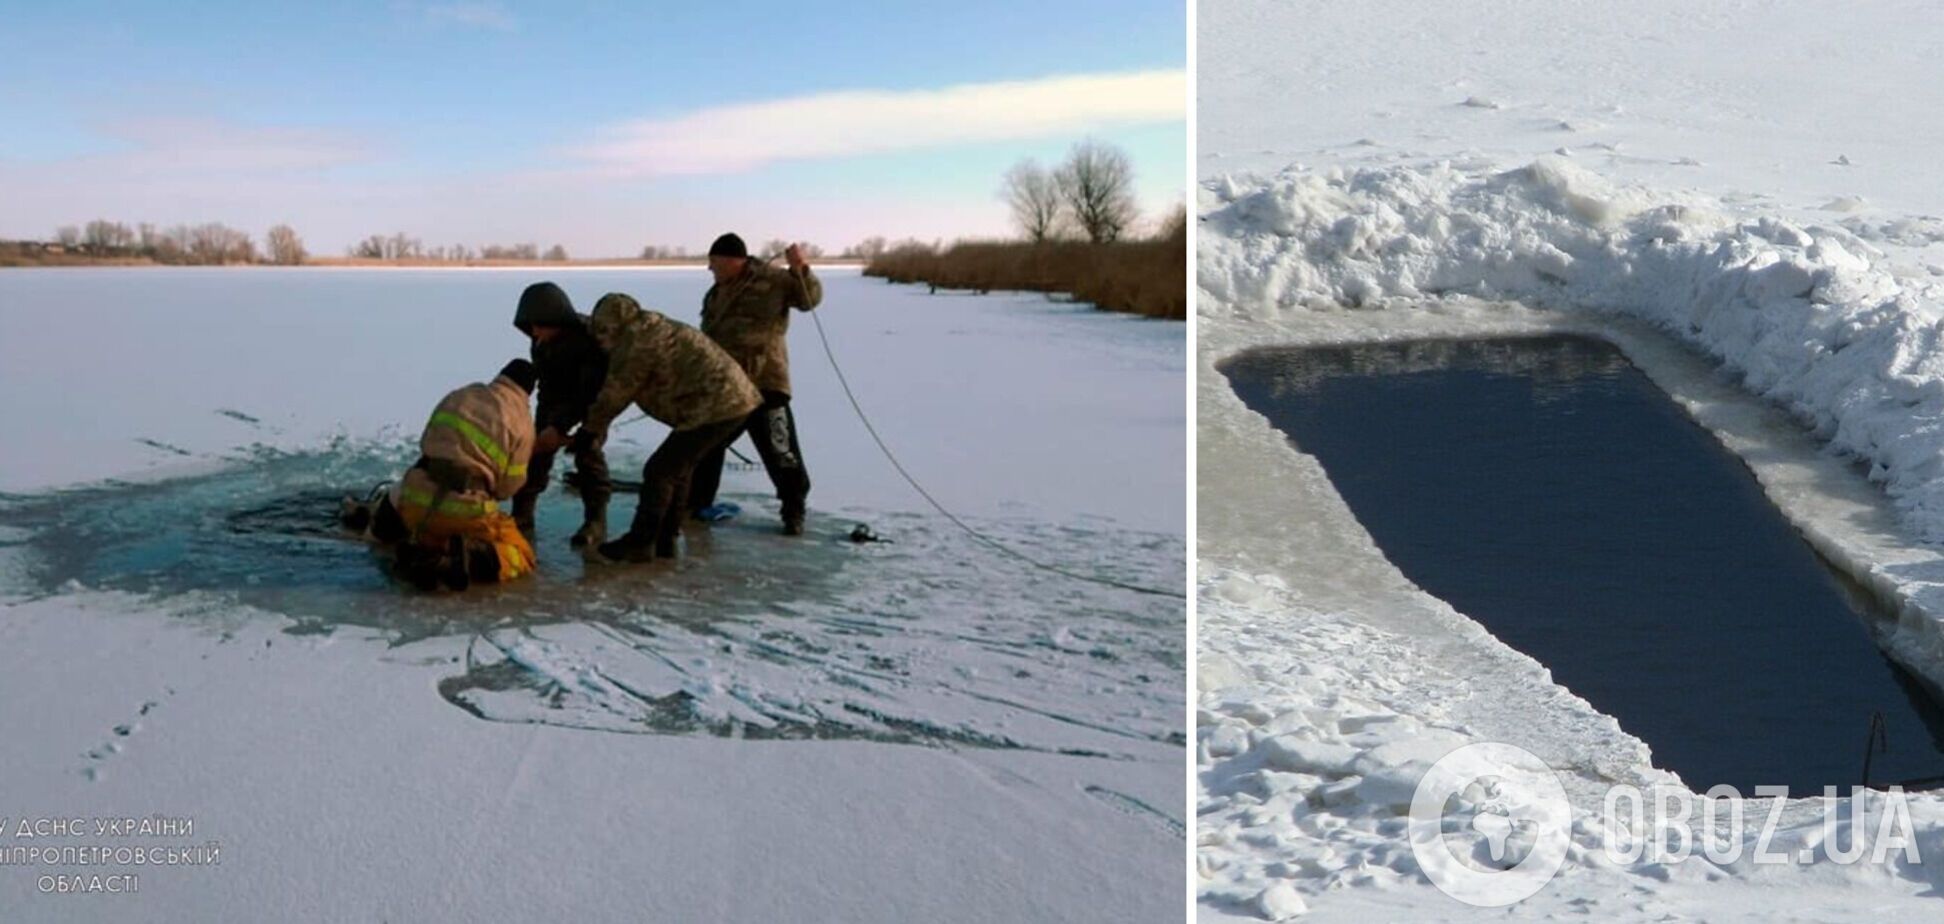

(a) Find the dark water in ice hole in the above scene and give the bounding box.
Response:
[1220,335,1944,796]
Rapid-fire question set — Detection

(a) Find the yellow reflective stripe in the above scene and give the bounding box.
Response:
[398,485,493,518]
[507,463,528,478]
[429,411,515,476]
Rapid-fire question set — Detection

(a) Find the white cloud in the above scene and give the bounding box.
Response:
[569,69,1185,177]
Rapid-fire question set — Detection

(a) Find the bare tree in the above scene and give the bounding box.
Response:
[543,244,569,262]
[83,220,135,251]
[265,224,307,265]
[384,232,422,261]
[185,223,254,264]
[1055,140,1138,244]
[54,226,80,248]
[481,243,539,260]
[761,238,790,259]
[352,235,386,259]
[1002,159,1065,243]
[137,223,158,254]
[846,236,888,260]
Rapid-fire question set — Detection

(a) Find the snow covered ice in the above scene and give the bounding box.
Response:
[0,267,1185,920]
[1200,0,1944,919]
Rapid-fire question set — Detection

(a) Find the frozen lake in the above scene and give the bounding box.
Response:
[0,266,1185,921]
[0,265,1184,532]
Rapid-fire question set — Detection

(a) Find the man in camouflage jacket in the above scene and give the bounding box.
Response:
[579,292,761,562]
[690,232,822,535]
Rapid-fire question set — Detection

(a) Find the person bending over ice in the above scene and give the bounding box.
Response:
[578,292,761,563]
[509,281,611,547]
[341,359,539,590]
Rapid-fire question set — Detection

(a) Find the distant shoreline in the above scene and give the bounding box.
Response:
[0,256,869,270]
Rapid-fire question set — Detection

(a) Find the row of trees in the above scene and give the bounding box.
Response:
[52,220,304,265]
[348,234,569,262]
[1001,139,1143,244]
[42,225,1009,268]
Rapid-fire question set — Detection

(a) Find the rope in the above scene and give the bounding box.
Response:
[806,297,1184,600]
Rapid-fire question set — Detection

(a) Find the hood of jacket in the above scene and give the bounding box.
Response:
[589,291,650,350]
[514,281,584,335]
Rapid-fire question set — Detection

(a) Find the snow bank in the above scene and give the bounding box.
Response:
[1204,158,1944,536]
[1197,159,1944,919]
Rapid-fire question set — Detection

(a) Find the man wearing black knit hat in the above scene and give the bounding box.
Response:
[692,232,822,535]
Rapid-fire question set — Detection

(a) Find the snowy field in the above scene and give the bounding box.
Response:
[1199,1,1944,920]
[0,267,1186,920]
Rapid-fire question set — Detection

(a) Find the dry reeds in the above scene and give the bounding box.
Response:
[862,226,1186,320]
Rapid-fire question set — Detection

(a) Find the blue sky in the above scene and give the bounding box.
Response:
[0,1,1185,256]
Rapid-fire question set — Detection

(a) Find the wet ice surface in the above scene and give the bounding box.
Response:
[0,440,1183,757]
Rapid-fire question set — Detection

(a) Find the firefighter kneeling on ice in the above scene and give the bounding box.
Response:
[341,359,540,590]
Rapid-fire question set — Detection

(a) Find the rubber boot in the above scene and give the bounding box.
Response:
[781,500,806,537]
[570,496,608,548]
[597,532,656,563]
[597,500,659,563]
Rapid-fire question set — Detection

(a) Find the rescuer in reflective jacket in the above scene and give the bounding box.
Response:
[342,359,539,590]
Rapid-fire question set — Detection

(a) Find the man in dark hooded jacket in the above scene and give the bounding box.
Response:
[510,281,611,546]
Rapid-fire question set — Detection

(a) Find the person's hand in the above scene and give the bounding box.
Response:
[571,428,604,454]
[784,243,806,271]
[535,427,566,453]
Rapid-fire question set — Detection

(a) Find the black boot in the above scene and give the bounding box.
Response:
[597,532,656,563]
[571,497,608,548]
[782,500,806,537]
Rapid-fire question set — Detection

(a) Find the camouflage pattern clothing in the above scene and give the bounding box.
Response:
[700,261,822,396]
[583,293,762,436]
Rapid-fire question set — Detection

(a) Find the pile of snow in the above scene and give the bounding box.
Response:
[1205,158,1944,538]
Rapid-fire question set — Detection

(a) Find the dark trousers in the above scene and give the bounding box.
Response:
[626,416,747,548]
[690,391,810,519]
[516,438,611,514]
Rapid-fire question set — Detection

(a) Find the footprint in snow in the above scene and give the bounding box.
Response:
[80,699,161,782]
